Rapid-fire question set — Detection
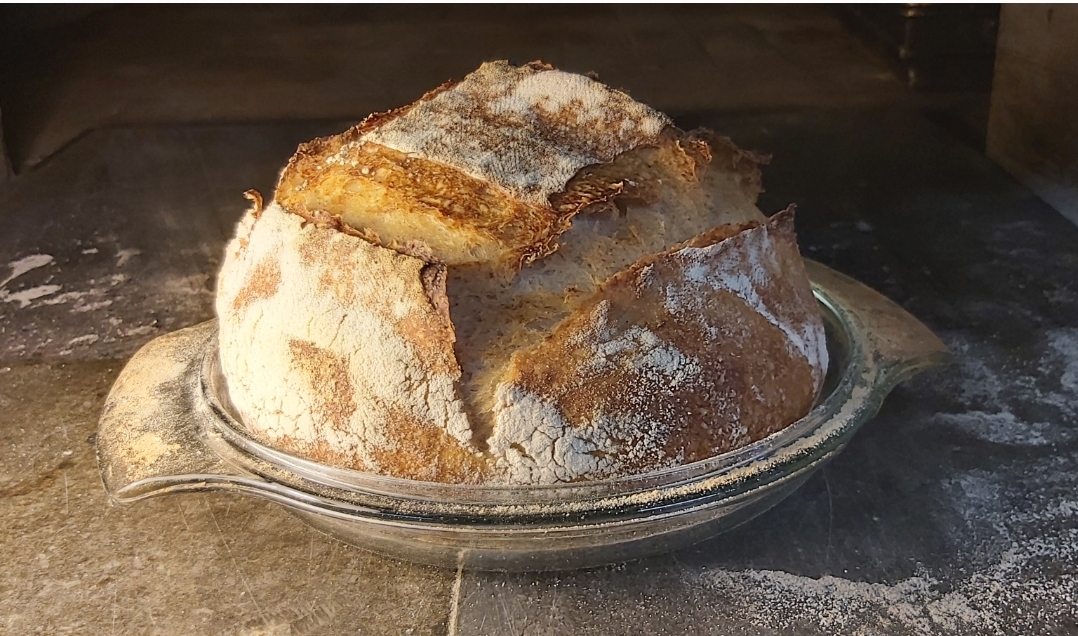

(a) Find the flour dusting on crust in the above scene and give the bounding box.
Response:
[668,208,828,385]
[221,62,827,485]
[216,205,826,485]
[216,202,487,482]
[487,211,827,484]
[361,61,671,206]
[489,300,700,484]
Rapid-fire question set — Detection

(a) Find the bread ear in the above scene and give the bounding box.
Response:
[274,61,674,269]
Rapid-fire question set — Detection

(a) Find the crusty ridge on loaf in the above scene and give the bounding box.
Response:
[445,128,773,444]
[276,60,673,268]
[215,60,827,484]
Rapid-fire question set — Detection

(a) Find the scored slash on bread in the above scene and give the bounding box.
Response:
[216,61,827,484]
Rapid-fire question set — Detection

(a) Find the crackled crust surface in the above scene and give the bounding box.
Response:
[359,60,670,206]
[218,61,827,485]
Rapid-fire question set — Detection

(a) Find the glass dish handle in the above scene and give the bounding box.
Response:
[805,259,950,390]
[96,320,261,501]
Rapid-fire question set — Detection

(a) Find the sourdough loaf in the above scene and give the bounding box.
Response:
[216,61,827,485]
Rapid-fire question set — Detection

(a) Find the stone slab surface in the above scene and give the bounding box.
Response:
[0,121,350,362]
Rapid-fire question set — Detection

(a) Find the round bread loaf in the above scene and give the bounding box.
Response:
[216,61,827,485]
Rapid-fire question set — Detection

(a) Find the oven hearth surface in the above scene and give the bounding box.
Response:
[2,110,1077,634]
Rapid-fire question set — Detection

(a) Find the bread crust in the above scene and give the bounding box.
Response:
[357,60,671,206]
[487,209,826,483]
[217,61,827,484]
[275,60,674,268]
[216,202,489,483]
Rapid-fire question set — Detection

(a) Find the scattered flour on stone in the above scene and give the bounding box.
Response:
[0,284,63,308]
[929,329,1078,446]
[1,254,62,308]
[683,329,1078,634]
[0,254,54,288]
[694,467,1077,634]
[115,248,141,267]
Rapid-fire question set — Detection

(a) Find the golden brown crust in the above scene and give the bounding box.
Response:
[549,127,754,216]
[244,189,264,217]
[287,339,360,440]
[274,61,677,270]
[222,62,826,485]
[277,77,460,186]
[278,137,715,271]
[274,123,761,277]
[368,406,491,483]
[488,210,824,481]
[686,129,770,197]
[261,425,492,483]
[276,137,565,267]
[230,255,280,311]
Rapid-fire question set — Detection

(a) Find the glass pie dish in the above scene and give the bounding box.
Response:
[97,260,949,571]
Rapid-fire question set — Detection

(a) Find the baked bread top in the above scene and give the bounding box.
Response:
[216,61,827,484]
[277,60,696,268]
